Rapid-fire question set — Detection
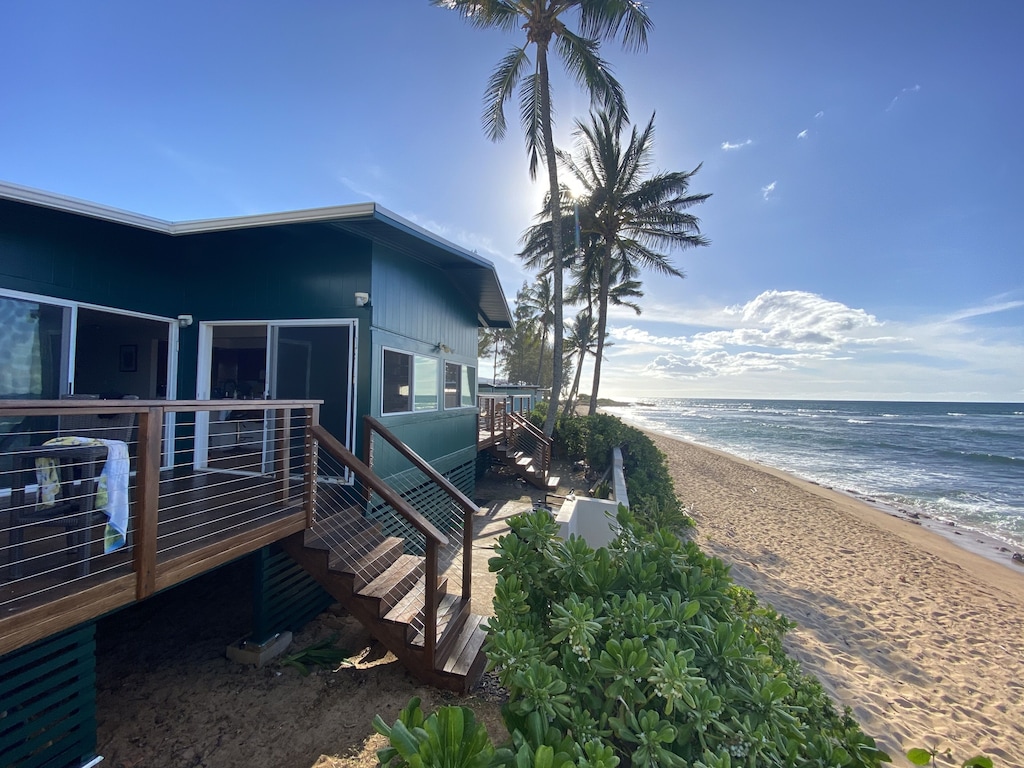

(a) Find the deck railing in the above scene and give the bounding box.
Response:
[507,411,552,475]
[309,424,452,663]
[477,395,507,447]
[0,399,317,656]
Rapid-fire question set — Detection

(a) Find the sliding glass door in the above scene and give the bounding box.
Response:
[196,319,356,476]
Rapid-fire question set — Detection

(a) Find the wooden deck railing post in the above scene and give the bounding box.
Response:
[274,408,291,504]
[424,537,439,666]
[304,406,319,528]
[135,406,162,600]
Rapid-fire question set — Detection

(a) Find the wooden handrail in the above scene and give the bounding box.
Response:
[311,424,449,547]
[364,416,478,518]
[364,415,477,599]
[509,411,550,445]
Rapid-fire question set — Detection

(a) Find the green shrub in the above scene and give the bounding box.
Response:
[482,508,891,768]
[553,413,691,536]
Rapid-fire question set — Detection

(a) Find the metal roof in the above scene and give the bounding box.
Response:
[0,180,512,328]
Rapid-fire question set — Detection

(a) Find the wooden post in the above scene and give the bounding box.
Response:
[274,408,291,504]
[462,506,473,600]
[361,416,374,507]
[424,537,439,667]
[304,406,318,529]
[134,406,162,600]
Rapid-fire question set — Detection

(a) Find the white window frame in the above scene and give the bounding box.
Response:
[443,361,477,410]
[381,346,440,416]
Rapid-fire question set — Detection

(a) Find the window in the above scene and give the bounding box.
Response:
[382,348,439,414]
[414,356,439,411]
[444,362,476,409]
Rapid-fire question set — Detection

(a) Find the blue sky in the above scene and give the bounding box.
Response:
[2,1,1022,402]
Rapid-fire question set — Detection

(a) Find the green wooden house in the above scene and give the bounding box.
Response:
[0,181,512,767]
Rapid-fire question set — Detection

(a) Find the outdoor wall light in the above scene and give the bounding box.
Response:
[177,314,194,328]
[354,292,371,307]
[435,342,454,354]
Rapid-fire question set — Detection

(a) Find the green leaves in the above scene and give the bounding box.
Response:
[373,697,495,768]
[278,633,351,676]
[907,746,994,768]
[383,502,892,768]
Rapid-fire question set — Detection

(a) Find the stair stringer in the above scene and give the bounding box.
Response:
[279,531,488,692]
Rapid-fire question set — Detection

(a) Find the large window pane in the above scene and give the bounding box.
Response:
[414,356,438,411]
[382,349,412,413]
[461,366,475,407]
[444,362,461,409]
[0,296,66,399]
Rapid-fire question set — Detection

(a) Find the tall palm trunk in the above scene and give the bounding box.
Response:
[563,341,588,417]
[535,332,547,387]
[588,243,613,415]
[537,44,563,437]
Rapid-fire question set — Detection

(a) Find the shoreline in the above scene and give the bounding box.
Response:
[611,411,1024,573]
[639,428,1024,765]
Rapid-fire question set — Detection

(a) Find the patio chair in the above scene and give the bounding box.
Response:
[6,396,136,579]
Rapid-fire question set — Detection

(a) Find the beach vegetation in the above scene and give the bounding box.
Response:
[906,746,994,767]
[553,412,689,536]
[376,509,891,767]
[435,0,653,437]
[554,110,710,415]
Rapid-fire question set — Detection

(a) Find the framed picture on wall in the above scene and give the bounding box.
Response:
[119,344,138,372]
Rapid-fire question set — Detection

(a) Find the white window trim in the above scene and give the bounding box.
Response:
[443,361,478,411]
[381,346,440,416]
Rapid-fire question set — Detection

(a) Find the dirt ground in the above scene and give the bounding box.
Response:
[93,463,586,768]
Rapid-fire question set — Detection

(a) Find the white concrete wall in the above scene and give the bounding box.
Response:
[555,496,620,549]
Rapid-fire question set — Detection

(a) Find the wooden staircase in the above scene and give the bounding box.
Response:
[281,507,487,692]
[489,441,559,491]
[486,412,558,491]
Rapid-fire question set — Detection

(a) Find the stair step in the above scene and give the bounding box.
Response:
[546,475,560,490]
[436,613,488,677]
[306,507,379,550]
[515,456,533,468]
[410,593,466,648]
[384,576,448,627]
[330,536,406,589]
[357,554,426,615]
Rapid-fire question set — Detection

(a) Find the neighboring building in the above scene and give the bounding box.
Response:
[478,382,544,414]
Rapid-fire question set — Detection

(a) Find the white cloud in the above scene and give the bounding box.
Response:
[721,139,753,151]
[886,84,921,112]
[815,111,824,119]
[761,181,776,200]
[797,129,808,139]
[600,289,1024,399]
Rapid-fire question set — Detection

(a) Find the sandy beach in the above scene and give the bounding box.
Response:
[644,430,1024,767]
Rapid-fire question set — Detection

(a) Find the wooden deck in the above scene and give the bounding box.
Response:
[1,469,306,656]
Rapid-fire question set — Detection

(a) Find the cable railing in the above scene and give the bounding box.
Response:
[309,424,449,662]
[0,398,317,656]
[507,411,552,476]
[364,416,476,605]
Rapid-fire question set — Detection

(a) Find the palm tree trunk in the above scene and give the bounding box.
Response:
[537,44,563,437]
[588,244,613,416]
[536,333,546,387]
[562,342,587,418]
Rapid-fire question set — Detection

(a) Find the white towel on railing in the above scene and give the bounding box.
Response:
[36,436,130,553]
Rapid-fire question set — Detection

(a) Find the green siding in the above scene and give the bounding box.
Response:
[251,546,334,644]
[0,624,97,768]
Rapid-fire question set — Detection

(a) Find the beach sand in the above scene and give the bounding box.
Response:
[644,430,1024,767]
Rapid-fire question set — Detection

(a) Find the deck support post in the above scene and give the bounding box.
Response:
[134,406,162,600]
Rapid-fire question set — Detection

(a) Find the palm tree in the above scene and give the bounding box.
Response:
[561,309,599,417]
[559,110,711,414]
[434,0,651,436]
[517,275,555,385]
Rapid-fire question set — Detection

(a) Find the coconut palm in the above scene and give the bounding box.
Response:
[517,275,555,385]
[561,309,599,417]
[434,0,651,436]
[559,110,710,414]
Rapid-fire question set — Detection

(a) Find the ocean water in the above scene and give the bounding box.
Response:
[602,399,1024,551]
